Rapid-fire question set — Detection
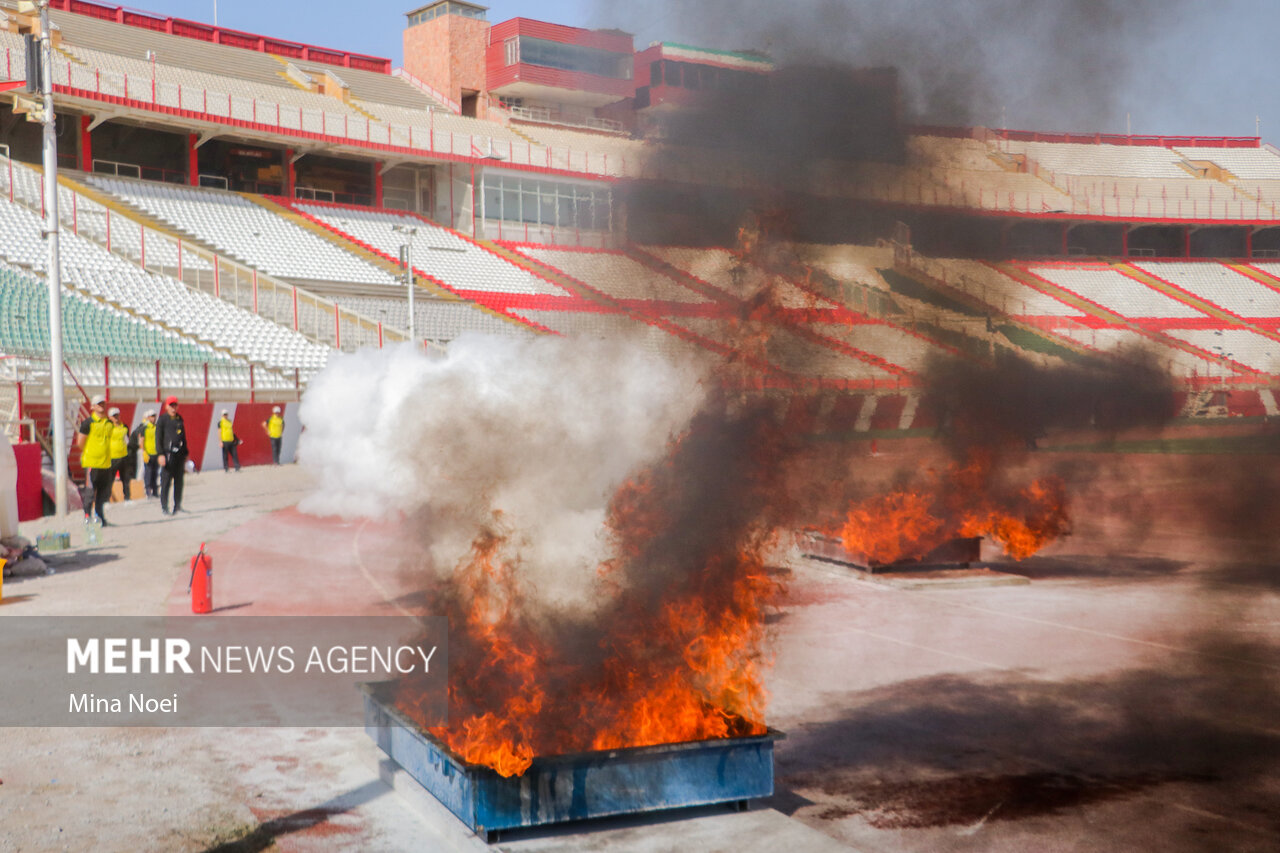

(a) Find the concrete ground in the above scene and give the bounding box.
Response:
[1,449,1277,852]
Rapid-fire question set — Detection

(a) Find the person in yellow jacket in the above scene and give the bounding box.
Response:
[262,406,285,465]
[106,407,134,502]
[218,410,241,472]
[75,394,114,525]
[132,410,158,498]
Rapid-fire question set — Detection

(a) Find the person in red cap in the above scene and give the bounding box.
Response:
[154,395,189,515]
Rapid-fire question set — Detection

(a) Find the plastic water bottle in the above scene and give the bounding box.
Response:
[84,517,101,547]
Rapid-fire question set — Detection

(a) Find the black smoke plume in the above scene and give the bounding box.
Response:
[618,0,1191,130]
[923,348,1178,455]
[616,0,1190,244]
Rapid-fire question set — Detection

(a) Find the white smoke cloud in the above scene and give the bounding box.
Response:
[297,333,710,605]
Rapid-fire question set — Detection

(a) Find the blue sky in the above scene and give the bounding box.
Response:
[96,0,1280,142]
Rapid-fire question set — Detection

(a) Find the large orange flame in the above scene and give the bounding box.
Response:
[837,450,1069,565]
[397,408,784,777]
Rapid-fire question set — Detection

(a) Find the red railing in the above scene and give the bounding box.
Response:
[23,47,638,182]
[50,0,391,72]
[986,128,1261,150]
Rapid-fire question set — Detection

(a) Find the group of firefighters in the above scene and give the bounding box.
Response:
[75,396,286,526]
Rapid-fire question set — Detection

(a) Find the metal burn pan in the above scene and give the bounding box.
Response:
[360,681,783,843]
[799,531,981,571]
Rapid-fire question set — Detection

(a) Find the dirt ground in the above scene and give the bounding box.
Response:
[0,432,1277,852]
[768,437,1280,853]
[0,467,443,853]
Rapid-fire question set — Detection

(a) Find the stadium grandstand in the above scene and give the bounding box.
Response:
[3,0,1280,498]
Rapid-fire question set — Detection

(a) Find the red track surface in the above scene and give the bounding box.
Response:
[166,507,422,617]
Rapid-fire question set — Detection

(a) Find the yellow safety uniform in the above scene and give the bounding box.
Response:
[266,414,284,439]
[219,417,235,443]
[109,422,129,461]
[78,414,113,470]
[144,422,157,457]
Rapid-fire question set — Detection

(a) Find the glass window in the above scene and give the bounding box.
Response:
[504,37,519,66]
[650,60,662,86]
[593,196,611,231]
[557,192,575,228]
[572,188,590,230]
[664,60,680,87]
[483,184,502,221]
[484,173,610,231]
[521,185,540,223]
[517,37,632,80]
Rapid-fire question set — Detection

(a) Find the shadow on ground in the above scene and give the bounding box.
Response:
[5,549,122,583]
[989,554,1190,582]
[772,645,1280,833]
[199,779,386,852]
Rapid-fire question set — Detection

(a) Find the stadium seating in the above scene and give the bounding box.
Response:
[908,135,1006,172]
[1134,262,1280,318]
[1173,147,1280,181]
[0,259,234,366]
[51,9,369,130]
[641,246,840,308]
[667,316,896,381]
[1050,327,1231,378]
[334,295,532,341]
[294,204,570,298]
[1061,176,1256,219]
[2,4,1279,401]
[0,187,329,372]
[924,259,1084,317]
[1163,329,1280,375]
[89,177,394,286]
[794,245,893,293]
[814,321,955,374]
[2,157,209,274]
[353,101,542,151]
[998,141,1195,179]
[505,123,650,176]
[510,246,710,304]
[1026,265,1207,318]
[11,9,589,178]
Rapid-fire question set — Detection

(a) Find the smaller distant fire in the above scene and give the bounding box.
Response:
[834,450,1070,565]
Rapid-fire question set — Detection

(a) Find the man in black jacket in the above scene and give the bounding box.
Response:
[155,395,189,515]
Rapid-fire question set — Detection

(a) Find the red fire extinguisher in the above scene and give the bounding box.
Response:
[188,542,212,614]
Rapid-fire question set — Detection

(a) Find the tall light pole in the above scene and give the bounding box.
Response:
[21,1,68,519]
[392,224,417,346]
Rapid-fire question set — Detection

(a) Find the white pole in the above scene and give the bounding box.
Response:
[406,236,415,346]
[393,224,417,346]
[39,1,68,521]
[213,0,218,26]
